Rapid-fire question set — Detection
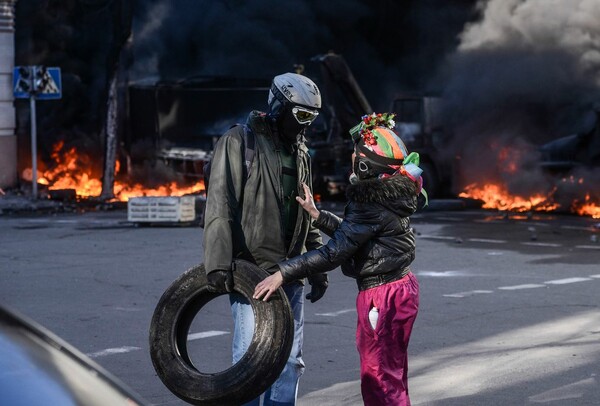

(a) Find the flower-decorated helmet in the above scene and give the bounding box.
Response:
[349,112,428,203]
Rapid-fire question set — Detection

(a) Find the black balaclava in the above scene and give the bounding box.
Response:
[268,99,307,144]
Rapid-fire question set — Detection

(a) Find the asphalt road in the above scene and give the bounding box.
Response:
[1,206,599,405]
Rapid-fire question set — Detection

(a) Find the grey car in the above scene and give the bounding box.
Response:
[0,305,148,406]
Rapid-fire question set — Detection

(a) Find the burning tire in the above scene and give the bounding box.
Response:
[149,260,294,406]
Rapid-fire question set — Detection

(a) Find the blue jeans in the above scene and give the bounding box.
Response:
[230,282,305,406]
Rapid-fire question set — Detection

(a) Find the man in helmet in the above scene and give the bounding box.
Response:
[254,113,426,406]
[203,72,328,406]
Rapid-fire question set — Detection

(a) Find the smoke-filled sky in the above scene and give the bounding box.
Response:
[14,0,600,203]
[18,0,600,138]
[445,0,600,129]
[130,0,477,108]
[16,0,477,142]
[440,0,600,199]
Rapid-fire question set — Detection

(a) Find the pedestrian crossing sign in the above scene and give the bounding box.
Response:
[13,66,62,100]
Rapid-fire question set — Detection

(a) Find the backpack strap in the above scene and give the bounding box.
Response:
[227,123,256,179]
[242,124,255,179]
[201,124,255,228]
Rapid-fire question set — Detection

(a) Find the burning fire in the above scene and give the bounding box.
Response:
[458,145,561,213]
[22,141,204,201]
[460,180,600,219]
[459,183,560,213]
[458,143,600,218]
[572,194,600,219]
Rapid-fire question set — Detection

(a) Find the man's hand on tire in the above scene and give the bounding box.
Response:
[207,269,234,293]
[306,273,328,303]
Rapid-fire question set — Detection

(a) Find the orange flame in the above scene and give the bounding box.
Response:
[459,183,560,212]
[572,194,600,219]
[458,143,600,218]
[23,141,204,201]
[497,146,520,175]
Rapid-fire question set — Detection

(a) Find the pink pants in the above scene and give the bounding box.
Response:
[356,272,419,406]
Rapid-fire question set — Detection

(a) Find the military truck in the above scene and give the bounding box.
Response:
[539,106,600,172]
[124,53,456,199]
[309,52,456,198]
[126,76,271,178]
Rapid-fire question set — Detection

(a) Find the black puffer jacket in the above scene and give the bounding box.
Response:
[278,174,418,285]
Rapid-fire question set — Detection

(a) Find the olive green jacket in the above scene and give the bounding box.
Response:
[203,111,323,273]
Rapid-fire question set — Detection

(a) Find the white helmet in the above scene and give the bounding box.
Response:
[268,73,321,110]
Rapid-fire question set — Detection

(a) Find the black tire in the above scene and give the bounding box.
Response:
[149,260,294,406]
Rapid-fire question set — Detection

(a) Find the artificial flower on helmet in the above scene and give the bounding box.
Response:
[349,112,428,205]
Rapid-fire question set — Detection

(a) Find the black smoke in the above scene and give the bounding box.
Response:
[15,0,133,175]
[14,0,484,187]
[130,0,477,108]
[435,0,600,210]
[15,0,477,139]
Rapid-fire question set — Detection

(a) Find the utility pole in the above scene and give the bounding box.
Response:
[100,0,133,200]
[0,0,18,191]
[14,65,62,199]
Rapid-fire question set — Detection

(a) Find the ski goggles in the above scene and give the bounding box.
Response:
[292,106,319,124]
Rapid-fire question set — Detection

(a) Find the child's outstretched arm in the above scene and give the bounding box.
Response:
[253,270,284,302]
[296,182,320,220]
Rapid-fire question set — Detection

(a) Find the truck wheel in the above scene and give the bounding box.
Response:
[149,260,294,406]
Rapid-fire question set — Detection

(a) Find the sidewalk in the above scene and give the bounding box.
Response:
[0,191,63,214]
[0,190,125,215]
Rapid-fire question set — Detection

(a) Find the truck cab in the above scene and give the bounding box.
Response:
[390,94,456,197]
[309,52,457,199]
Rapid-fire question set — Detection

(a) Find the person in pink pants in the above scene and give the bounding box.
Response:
[255,112,425,405]
[356,273,419,405]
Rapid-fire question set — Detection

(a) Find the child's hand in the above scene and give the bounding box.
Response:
[253,271,284,301]
[296,183,320,220]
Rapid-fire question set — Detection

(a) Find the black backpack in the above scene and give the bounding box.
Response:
[200,124,255,227]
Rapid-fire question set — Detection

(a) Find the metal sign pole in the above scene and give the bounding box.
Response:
[14,64,62,199]
[30,93,38,199]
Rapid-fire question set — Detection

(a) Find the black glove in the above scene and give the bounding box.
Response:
[207,269,234,293]
[306,273,328,303]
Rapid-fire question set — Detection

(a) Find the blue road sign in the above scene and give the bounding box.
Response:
[13,66,62,100]
[13,66,31,99]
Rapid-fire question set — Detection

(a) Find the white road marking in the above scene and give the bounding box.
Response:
[446,274,599,298]
[474,219,505,224]
[468,238,506,244]
[418,271,469,277]
[443,290,494,298]
[113,307,142,312]
[575,245,600,250]
[419,235,456,240]
[529,377,596,403]
[498,284,546,290]
[561,225,594,231]
[420,235,509,244]
[87,331,229,358]
[434,216,462,221]
[87,346,141,358]
[544,277,593,285]
[188,330,229,341]
[528,222,550,227]
[316,309,355,317]
[521,242,562,247]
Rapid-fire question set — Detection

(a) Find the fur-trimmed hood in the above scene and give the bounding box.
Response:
[346,174,418,216]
